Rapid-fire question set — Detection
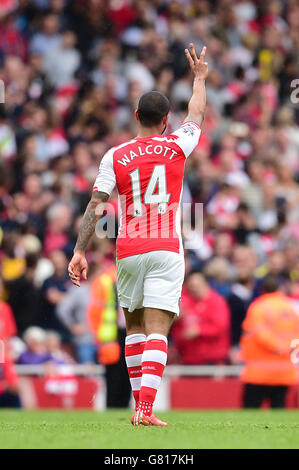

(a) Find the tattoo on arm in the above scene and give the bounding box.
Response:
[74,191,109,252]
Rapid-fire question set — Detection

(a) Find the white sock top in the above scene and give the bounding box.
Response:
[146,333,168,345]
[125,333,146,345]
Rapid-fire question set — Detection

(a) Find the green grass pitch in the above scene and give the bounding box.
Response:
[0,409,298,449]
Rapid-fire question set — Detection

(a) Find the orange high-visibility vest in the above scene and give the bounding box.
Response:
[240,292,299,386]
[86,265,120,364]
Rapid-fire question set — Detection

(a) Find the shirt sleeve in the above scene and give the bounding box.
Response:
[93,149,116,195]
[168,120,201,158]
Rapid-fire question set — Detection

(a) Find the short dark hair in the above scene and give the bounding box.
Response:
[262,274,279,294]
[137,91,170,127]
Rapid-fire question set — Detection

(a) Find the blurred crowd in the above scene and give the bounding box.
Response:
[1,0,299,370]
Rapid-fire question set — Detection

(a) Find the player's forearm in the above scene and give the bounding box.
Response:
[74,192,109,253]
[187,77,206,126]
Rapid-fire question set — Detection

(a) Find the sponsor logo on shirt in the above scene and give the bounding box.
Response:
[182,124,195,136]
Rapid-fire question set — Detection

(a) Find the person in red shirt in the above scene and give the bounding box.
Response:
[0,276,17,341]
[172,272,231,365]
[0,351,20,407]
[0,276,20,407]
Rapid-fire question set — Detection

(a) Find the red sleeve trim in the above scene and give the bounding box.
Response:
[183,120,201,129]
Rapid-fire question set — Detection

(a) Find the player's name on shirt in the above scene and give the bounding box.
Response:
[116,144,178,167]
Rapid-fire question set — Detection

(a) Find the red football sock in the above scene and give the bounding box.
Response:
[139,333,168,416]
[125,334,146,410]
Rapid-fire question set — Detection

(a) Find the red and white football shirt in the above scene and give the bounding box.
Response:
[93,121,201,259]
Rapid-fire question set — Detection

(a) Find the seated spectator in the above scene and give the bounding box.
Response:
[171,272,230,365]
[43,30,81,89]
[17,327,52,364]
[43,205,72,257]
[206,184,240,231]
[204,256,233,298]
[233,203,257,245]
[213,232,234,259]
[45,331,75,364]
[255,250,288,287]
[30,13,61,57]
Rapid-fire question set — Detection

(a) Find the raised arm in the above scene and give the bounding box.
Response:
[184,44,208,127]
[68,191,109,287]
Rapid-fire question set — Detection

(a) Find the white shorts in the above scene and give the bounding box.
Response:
[116,250,185,315]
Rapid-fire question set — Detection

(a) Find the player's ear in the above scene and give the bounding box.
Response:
[162,114,169,127]
[135,110,140,122]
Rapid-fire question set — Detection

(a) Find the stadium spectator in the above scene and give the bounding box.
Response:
[6,253,40,336]
[29,12,62,57]
[0,274,20,407]
[17,326,53,365]
[172,272,230,365]
[227,245,259,362]
[43,205,72,257]
[43,30,81,89]
[240,275,299,408]
[0,349,20,408]
[45,330,75,364]
[56,262,100,363]
[0,276,17,340]
[39,250,70,339]
[204,256,233,298]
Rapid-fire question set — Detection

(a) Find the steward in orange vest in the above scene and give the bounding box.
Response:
[86,263,131,407]
[240,275,299,408]
[86,264,120,365]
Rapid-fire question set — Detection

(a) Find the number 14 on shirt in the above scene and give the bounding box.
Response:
[129,164,170,216]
